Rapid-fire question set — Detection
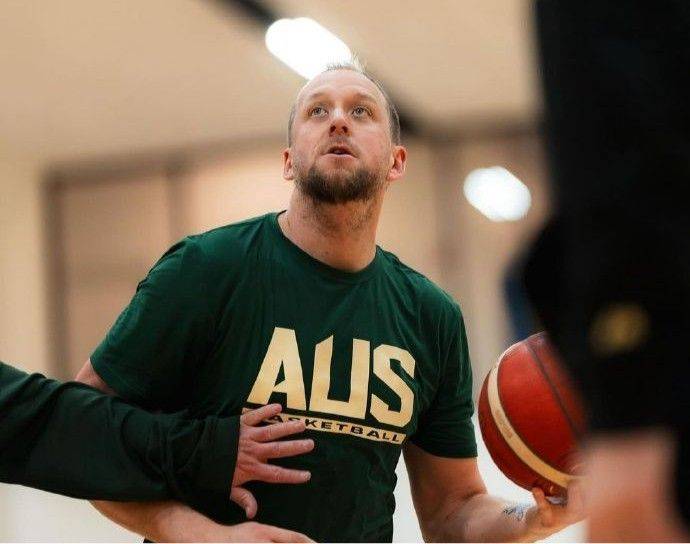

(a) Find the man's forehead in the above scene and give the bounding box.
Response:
[296,70,385,107]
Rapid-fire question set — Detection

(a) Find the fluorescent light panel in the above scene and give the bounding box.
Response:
[463,167,532,222]
[265,17,352,79]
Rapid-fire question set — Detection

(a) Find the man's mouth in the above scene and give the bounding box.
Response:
[325,145,355,157]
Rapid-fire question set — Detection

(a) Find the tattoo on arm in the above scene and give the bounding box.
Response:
[502,503,530,522]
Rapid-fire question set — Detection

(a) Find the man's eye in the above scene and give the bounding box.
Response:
[310,106,327,116]
[353,106,371,117]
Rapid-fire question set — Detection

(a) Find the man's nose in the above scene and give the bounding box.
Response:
[329,109,350,136]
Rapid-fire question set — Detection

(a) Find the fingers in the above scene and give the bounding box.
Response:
[265,526,314,543]
[532,487,554,527]
[257,438,315,459]
[254,462,311,484]
[253,419,307,442]
[231,486,258,519]
[242,403,283,426]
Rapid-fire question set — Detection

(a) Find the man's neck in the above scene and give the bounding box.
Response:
[279,190,383,273]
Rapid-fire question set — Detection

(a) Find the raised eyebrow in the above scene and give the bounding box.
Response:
[301,91,379,108]
[351,92,379,106]
[302,92,330,107]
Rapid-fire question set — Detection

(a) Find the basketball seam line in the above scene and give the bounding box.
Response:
[526,335,582,443]
[488,362,576,489]
[494,352,565,475]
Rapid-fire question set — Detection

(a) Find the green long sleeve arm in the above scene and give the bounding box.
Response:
[0,361,239,505]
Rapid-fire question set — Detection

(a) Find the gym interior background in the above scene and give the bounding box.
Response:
[0,1,583,540]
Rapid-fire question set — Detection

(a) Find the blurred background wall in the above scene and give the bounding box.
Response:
[0,0,581,540]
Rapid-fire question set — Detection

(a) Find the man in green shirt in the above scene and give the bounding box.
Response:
[0,361,312,542]
[76,62,584,542]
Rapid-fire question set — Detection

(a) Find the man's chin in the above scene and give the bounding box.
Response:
[306,167,356,186]
[317,162,356,175]
[324,172,358,187]
[296,164,381,204]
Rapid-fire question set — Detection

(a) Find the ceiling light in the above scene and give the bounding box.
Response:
[463,167,532,222]
[265,17,352,79]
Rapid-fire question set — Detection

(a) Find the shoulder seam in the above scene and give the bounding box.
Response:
[194,213,271,238]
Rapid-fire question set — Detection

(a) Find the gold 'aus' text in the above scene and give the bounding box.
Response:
[247,327,416,428]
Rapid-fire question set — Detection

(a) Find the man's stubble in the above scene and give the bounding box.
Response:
[294,160,385,206]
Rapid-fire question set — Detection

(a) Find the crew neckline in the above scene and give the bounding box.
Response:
[267,211,382,284]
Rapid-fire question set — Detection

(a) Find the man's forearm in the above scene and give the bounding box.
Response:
[429,493,547,543]
[0,362,238,502]
[92,499,224,542]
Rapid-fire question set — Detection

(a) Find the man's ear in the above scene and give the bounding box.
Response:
[386,145,407,182]
[283,148,294,180]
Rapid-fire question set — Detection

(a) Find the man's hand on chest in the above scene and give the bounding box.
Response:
[231,403,314,518]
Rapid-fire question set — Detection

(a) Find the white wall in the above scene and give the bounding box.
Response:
[0,150,48,374]
[0,149,149,541]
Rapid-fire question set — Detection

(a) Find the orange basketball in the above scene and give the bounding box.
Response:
[478,332,586,497]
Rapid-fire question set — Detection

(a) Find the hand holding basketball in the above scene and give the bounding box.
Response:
[524,481,586,538]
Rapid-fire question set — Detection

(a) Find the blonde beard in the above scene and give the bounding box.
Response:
[294,161,384,205]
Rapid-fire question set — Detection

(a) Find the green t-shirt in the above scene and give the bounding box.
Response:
[92,212,476,542]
